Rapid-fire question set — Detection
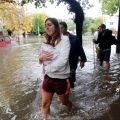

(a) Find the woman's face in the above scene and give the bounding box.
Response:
[45,20,56,36]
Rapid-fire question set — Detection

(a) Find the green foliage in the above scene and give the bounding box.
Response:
[31,13,48,33]
[83,17,93,33]
[67,20,76,32]
[89,17,103,33]
[83,17,103,33]
[101,0,119,15]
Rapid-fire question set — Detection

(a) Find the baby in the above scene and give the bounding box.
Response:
[39,42,59,66]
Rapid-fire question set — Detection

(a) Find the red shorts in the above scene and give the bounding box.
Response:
[42,75,70,96]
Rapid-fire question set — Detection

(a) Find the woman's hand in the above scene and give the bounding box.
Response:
[39,51,53,61]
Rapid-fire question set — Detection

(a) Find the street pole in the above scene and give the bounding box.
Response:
[116,0,120,53]
[38,22,39,36]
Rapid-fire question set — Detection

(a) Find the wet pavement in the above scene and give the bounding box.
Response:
[0,36,120,120]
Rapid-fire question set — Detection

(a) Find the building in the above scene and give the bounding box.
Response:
[104,12,119,32]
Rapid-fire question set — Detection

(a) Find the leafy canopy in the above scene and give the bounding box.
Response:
[101,0,119,15]
[20,0,92,10]
[0,2,32,32]
[31,13,48,33]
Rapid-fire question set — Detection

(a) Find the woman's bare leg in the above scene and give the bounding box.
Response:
[58,94,72,111]
[41,90,54,118]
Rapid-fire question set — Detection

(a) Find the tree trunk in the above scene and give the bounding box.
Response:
[64,0,84,45]
[116,1,120,53]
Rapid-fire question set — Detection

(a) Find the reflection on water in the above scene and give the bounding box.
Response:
[0,36,120,120]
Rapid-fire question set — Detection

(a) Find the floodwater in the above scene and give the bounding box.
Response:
[0,35,120,120]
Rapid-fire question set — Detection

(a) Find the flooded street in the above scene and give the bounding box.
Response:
[0,36,120,120]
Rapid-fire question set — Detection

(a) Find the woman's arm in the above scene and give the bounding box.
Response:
[39,52,53,63]
[39,43,53,65]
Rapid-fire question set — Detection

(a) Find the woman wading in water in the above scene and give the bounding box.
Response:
[39,17,72,119]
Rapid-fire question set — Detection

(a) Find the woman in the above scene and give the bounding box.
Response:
[39,18,72,118]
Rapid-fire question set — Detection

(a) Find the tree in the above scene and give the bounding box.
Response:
[31,13,48,34]
[0,2,21,33]
[101,0,119,15]
[83,17,94,33]
[66,20,76,32]
[0,2,32,33]
[101,0,120,53]
[20,15,33,32]
[87,17,103,33]
[21,0,92,9]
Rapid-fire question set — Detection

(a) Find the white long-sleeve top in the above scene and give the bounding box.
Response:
[40,35,70,79]
[93,31,99,48]
[39,43,60,66]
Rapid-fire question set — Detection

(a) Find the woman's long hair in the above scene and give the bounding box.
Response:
[45,18,61,47]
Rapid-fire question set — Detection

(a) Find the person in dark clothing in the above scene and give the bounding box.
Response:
[7,29,12,36]
[93,24,118,70]
[59,21,87,88]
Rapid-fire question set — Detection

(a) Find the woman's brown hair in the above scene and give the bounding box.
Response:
[45,18,61,47]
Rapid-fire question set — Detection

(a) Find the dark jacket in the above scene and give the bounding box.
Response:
[68,33,87,70]
[95,29,118,50]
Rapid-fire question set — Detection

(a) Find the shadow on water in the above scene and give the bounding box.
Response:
[91,98,120,120]
[0,36,120,120]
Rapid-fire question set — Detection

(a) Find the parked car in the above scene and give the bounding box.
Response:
[0,35,11,47]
